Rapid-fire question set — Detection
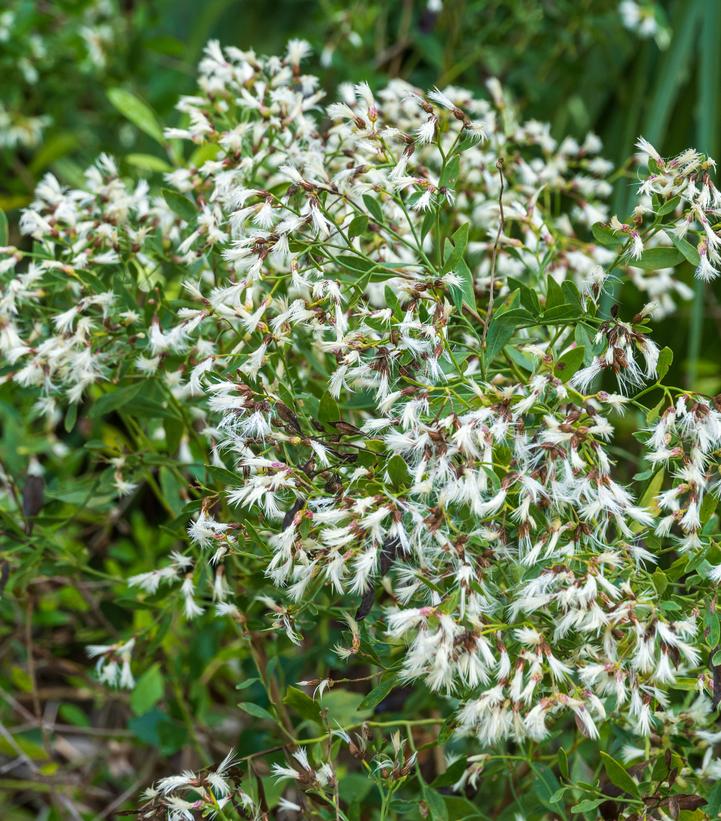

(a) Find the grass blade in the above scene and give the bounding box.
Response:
[689,0,720,387]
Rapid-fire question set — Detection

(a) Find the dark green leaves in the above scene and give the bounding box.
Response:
[555,346,585,380]
[445,223,477,314]
[387,454,410,489]
[656,346,673,381]
[162,188,197,222]
[89,381,146,418]
[706,780,721,816]
[130,664,165,715]
[63,402,78,433]
[237,702,276,722]
[655,194,681,215]
[670,233,701,266]
[358,676,396,711]
[600,751,640,798]
[542,277,584,323]
[633,247,684,270]
[592,222,623,247]
[337,254,375,273]
[348,214,368,239]
[485,312,518,362]
[283,686,322,723]
[591,222,692,272]
[318,391,340,424]
[571,798,606,813]
[421,784,449,821]
[440,154,460,190]
[362,194,384,224]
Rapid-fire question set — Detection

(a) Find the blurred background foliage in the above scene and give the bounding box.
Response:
[2,1,721,817]
[1,0,710,209]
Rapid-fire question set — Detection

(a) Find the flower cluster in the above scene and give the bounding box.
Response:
[139,750,246,820]
[3,38,721,814]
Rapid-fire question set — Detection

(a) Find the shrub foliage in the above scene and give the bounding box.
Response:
[2,30,721,821]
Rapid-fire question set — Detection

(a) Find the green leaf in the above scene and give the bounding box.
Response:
[358,677,395,711]
[28,132,78,174]
[59,703,91,728]
[337,255,375,273]
[127,153,173,173]
[384,285,403,319]
[159,467,184,515]
[348,214,368,239]
[670,233,701,266]
[656,195,681,216]
[650,755,670,784]
[205,465,242,487]
[532,764,563,810]
[562,280,584,312]
[541,303,582,322]
[706,608,721,648]
[600,751,640,797]
[591,222,623,247]
[188,142,220,167]
[545,276,565,311]
[283,686,322,723]
[443,221,470,276]
[387,454,410,489]
[235,678,260,690]
[64,402,78,433]
[162,188,197,222]
[362,194,384,224]
[0,734,49,762]
[701,491,719,525]
[436,716,455,744]
[632,247,684,270]
[555,346,585,381]
[656,346,673,381]
[558,746,570,781]
[421,785,449,821]
[430,758,468,789]
[508,277,541,316]
[706,779,721,816]
[485,314,517,362]
[0,209,7,246]
[339,773,374,803]
[450,257,477,315]
[163,417,183,455]
[128,709,187,754]
[421,209,435,240]
[637,469,664,516]
[131,664,165,715]
[237,702,276,722]
[318,391,340,424]
[107,88,164,143]
[320,689,373,724]
[440,154,460,190]
[652,569,668,595]
[646,397,665,424]
[549,786,569,804]
[90,381,146,419]
[571,798,606,813]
